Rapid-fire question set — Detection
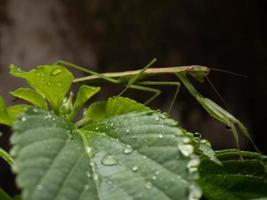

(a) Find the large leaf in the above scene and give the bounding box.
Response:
[11,108,201,200]
[198,149,267,200]
[10,64,73,110]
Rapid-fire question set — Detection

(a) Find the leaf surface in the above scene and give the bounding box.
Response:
[198,149,267,200]
[11,107,201,200]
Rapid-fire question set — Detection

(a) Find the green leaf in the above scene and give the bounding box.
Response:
[10,64,73,110]
[10,88,47,109]
[0,96,28,126]
[84,97,151,122]
[0,147,14,165]
[198,149,267,200]
[0,188,13,200]
[7,105,28,122]
[11,108,201,200]
[70,85,100,119]
[0,96,12,125]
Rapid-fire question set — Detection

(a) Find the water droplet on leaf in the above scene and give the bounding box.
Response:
[101,155,117,166]
[51,69,62,76]
[131,165,138,172]
[123,145,133,154]
[178,144,194,157]
[193,132,202,138]
[188,184,202,200]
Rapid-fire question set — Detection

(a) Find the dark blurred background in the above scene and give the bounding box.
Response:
[0,0,267,196]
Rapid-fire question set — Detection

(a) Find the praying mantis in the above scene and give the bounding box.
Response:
[57,59,260,153]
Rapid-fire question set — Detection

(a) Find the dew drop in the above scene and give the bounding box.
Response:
[187,157,200,173]
[47,82,51,86]
[188,184,202,200]
[21,116,26,122]
[193,132,202,138]
[155,116,159,121]
[158,134,163,138]
[107,180,113,185]
[56,83,63,87]
[145,181,152,189]
[126,129,130,133]
[131,165,138,172]
[51,69,62,76]
[101,155,117,166]
[152,175,157,180]
[123,145,133,154]
[93,174,99,181]
[85,147,93,155]
[178,144,194,157]
[200,139,211,147]
[182,137,191,143]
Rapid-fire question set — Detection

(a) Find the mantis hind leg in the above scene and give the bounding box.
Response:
[127,84,161,105]
[137,81,180,113]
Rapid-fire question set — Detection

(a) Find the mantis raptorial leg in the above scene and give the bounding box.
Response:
[57,60,260,152]
[176,72,261,153]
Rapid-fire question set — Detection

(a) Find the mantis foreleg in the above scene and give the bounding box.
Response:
[176,72,260,152]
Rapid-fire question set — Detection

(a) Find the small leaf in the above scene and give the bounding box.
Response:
[10,64,73,110]
[70,85,100,119]
[198,149,267,200]
[7,105,28,123]
[0,147,14,165]
[0,96,12,125]
[84,97,150,122]
[12,108,201,200]
[0,96,27,126]
[10,88,47,109]
[83,101,107,122]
